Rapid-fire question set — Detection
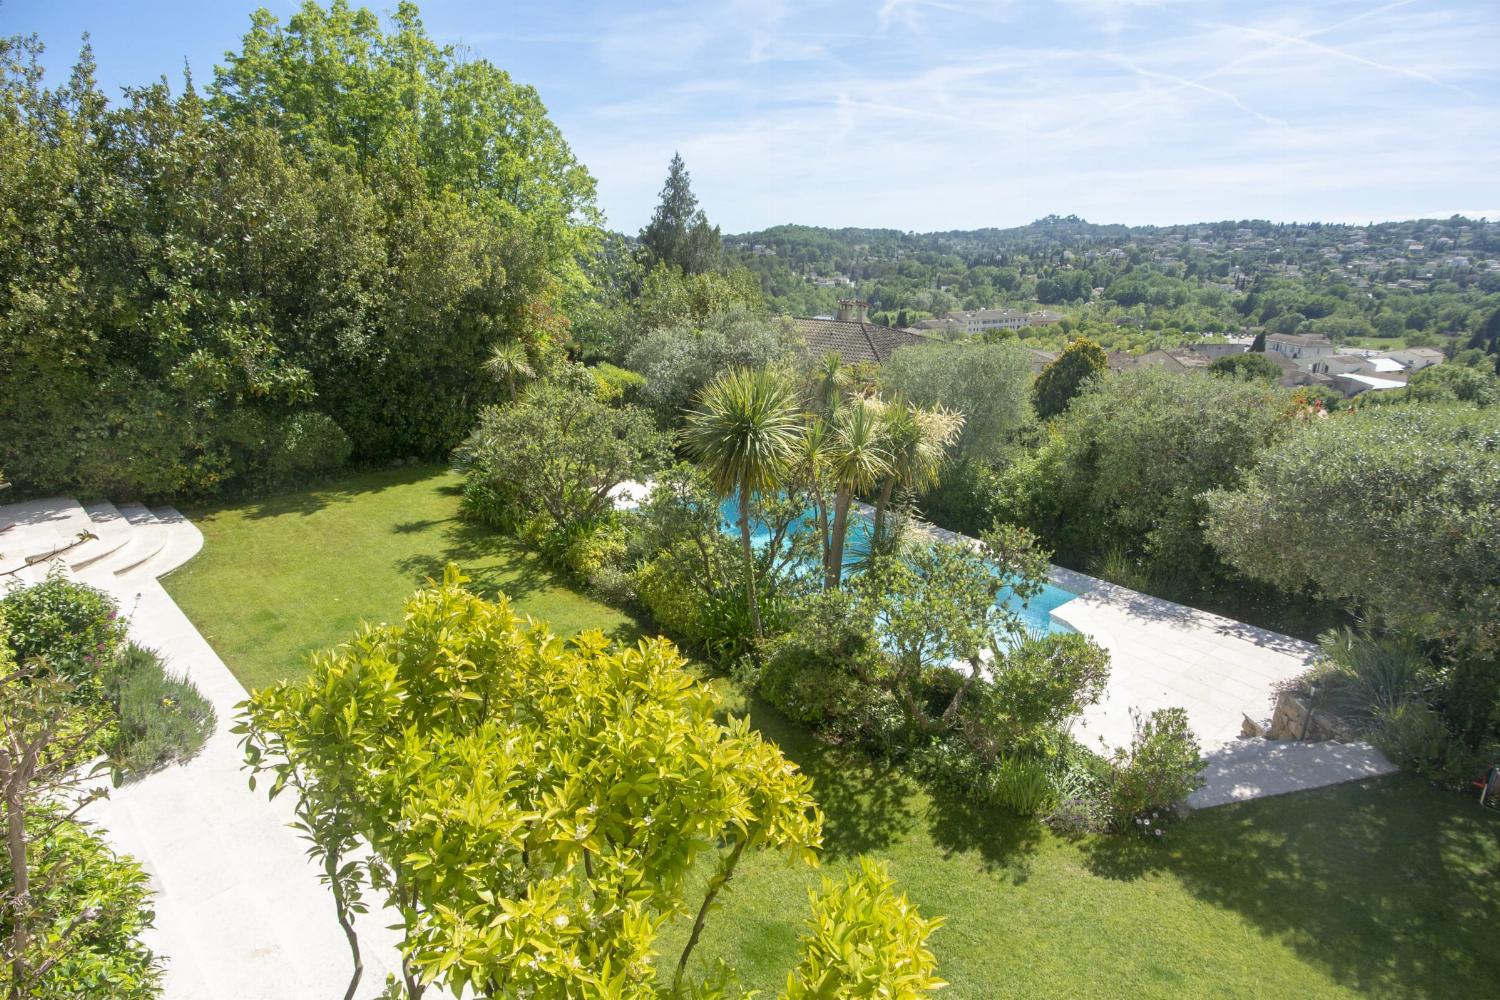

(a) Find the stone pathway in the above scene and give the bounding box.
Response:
[2,497,404,999]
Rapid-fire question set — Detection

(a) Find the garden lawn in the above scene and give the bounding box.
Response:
[164,465,645,691]
[165,466,1500,998]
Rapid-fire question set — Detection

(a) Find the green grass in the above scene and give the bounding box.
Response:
[165,466,1500,998]
[662,698,1500,998]
[164,465,645,691]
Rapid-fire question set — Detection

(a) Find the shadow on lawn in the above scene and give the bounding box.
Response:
[217,463,451,520]
[738,698,918,860]
[924,788,1044,882]
[395,518,554,604]
[1084,775,1500,997]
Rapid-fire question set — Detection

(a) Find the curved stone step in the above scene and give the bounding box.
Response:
[105,504,169,577]
[70,501,136,570]
[127,506,204,580]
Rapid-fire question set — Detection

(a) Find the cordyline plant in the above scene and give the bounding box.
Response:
[238,565,943,999]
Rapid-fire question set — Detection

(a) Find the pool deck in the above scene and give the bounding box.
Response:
[903,515,1397,804]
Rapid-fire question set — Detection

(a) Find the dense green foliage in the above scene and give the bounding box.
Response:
[996,368,1292,596]
[0,611,162,999]
[1032,338,1106,419]
[1208,352,1282,383]
[879,341,1032,463]
[1205,404,1499,654]
[240,566,939,997]
[626,312,801,421]
[0,574,126,698]
[0,3,595,498]
[0,809,161,1000]
[1205,404,1500,750]
[782,859,945,999]
[452,367,673,577]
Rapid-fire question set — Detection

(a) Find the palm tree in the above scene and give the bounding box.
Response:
[683,368,803,641]
[871,398,964,542]
[808,351,851,414]
[794,414,835,572]
[482,340,535,401]
[825,395,891,590]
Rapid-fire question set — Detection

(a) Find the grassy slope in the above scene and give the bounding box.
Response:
[165,467,1500,998]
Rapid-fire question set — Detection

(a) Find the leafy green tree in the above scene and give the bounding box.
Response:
[1405,363,1500,406]
[1204,403,1500,657]
[879,341,1033,464]
[453,369,673,535]
[632,264,765,338]
[626,311,798,422]
[684,369,805,641]
[1208,352,1281,384]
[854,523,1056,733]
[639,152,721,275]
[242,568,940,997]
[1032,338,1107,419]
[1467,304,1500,359]
[997,368,1291,591]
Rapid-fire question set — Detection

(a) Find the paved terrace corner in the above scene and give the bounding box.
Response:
[2,497,405,1000]
[887,512,1399,806]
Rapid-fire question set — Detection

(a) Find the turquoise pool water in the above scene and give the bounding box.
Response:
[718,495,1077,638]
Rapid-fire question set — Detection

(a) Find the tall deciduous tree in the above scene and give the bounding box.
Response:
[638,152,721,276]
[684,368,805,640]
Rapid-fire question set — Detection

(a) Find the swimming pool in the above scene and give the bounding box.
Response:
[718,494,1077,639]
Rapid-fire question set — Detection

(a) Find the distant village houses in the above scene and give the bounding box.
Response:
[915,308,1065,337]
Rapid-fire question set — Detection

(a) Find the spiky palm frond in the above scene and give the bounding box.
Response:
[683,367,804,497]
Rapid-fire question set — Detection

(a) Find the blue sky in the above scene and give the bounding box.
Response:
[5,0,1498,233]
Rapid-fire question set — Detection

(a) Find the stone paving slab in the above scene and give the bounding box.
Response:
[1187,739,1400,809]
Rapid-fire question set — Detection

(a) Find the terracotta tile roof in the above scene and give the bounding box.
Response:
[791,317,934,365]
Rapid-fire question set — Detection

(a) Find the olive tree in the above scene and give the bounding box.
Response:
[879,340,1033,464]
[453,369,674,534]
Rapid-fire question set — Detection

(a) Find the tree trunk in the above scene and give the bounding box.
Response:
[872,477,896,543]
[673,838,747,996]
[815,493,831,577]
[941,654,985,728]
[325,851,363,1000]
[738,482,762,640]
[827,486,853,590]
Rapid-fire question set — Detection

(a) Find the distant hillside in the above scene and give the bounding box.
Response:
[716,215,1500,356]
